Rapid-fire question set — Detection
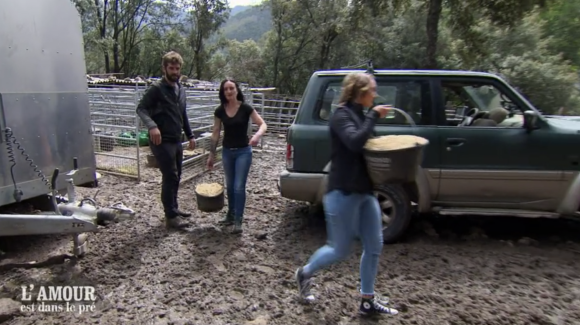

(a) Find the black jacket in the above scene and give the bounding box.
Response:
[327,102,380,194]
[136,78,194,143]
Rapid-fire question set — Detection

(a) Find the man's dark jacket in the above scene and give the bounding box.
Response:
[136,78,194,143]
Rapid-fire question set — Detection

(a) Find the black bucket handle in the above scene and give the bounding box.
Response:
[368,106,418,140]
[389,107,417,129]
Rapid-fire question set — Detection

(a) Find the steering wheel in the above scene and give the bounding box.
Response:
[459,107,479,127]
[500,93,517,117]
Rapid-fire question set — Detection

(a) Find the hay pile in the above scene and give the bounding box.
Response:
[364,135,428,151]
[195,183,224,197]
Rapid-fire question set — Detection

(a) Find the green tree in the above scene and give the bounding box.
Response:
[222,40,265,85]
[439,9,578,114]
[541,0,580,68]
[180,0,230,79]
[358,0,551,68]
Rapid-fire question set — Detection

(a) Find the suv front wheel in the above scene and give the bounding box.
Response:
[373,184,412,244]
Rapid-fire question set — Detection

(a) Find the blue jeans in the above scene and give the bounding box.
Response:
[303,190,384,295]
[222,146,252,222]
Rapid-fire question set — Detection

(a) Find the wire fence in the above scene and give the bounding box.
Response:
[89,87,142,179]
[88,85,301,182]
[250,93,300,135]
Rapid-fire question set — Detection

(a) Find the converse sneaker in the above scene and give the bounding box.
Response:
[358,289,389,305]
[294,267,315,301]
[359,296,399,316]
[374,293,390,305]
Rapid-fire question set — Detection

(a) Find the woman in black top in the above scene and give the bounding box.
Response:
[207,79,267,234]
[294,72,399,316]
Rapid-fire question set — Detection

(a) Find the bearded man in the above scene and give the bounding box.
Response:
[136,51,196,229]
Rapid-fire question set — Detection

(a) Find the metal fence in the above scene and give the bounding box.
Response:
[88,86,227,182]
[249,94,300,135]
[88,85,298,182]
[89,87,142,179]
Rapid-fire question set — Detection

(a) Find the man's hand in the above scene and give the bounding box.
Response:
[188,138,196,150]
[149,127,161,145]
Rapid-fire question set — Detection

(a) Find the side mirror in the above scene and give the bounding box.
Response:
[523,110,538,133]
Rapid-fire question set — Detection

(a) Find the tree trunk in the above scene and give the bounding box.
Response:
[95,0,110,73]
[424,0,443,69]
[273,20,283,87]
[113,0,121,73]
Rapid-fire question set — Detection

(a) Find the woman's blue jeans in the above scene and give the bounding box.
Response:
[303,189,384,295]
[222,146,252,222]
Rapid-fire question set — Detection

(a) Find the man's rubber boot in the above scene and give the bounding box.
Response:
[166,216,188,229]
[175,209,192,218]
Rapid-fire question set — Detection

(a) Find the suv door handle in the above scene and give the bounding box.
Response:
[447,138,465,146]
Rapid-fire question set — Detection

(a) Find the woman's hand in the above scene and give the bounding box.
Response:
[372,105,392,118]
[249,134,261,146]
[206,153,215,170]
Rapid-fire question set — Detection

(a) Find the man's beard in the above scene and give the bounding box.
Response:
[165,73,180,82]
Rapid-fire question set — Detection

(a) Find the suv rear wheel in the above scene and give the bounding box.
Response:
[316,170,412,244]
[373,184,412,244]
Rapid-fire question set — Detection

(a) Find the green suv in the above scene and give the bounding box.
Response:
[278,69,580,243]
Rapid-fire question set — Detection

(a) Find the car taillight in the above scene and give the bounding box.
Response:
[286,143,294,170]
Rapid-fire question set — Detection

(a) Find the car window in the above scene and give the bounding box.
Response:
[441,80,523,128]
[318,80,428,126]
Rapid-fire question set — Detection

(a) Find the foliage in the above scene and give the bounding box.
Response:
[439,9,578,113]
[74,0,579,113]
[220,5,272,41]
[540,0,580,68]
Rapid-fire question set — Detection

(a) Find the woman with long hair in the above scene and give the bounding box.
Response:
[294,72,399,316]
[207,78,267,234]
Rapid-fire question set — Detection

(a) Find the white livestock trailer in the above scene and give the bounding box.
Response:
[0,0,135,256]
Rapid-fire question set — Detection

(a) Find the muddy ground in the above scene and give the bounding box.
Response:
[1,136,580,325]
